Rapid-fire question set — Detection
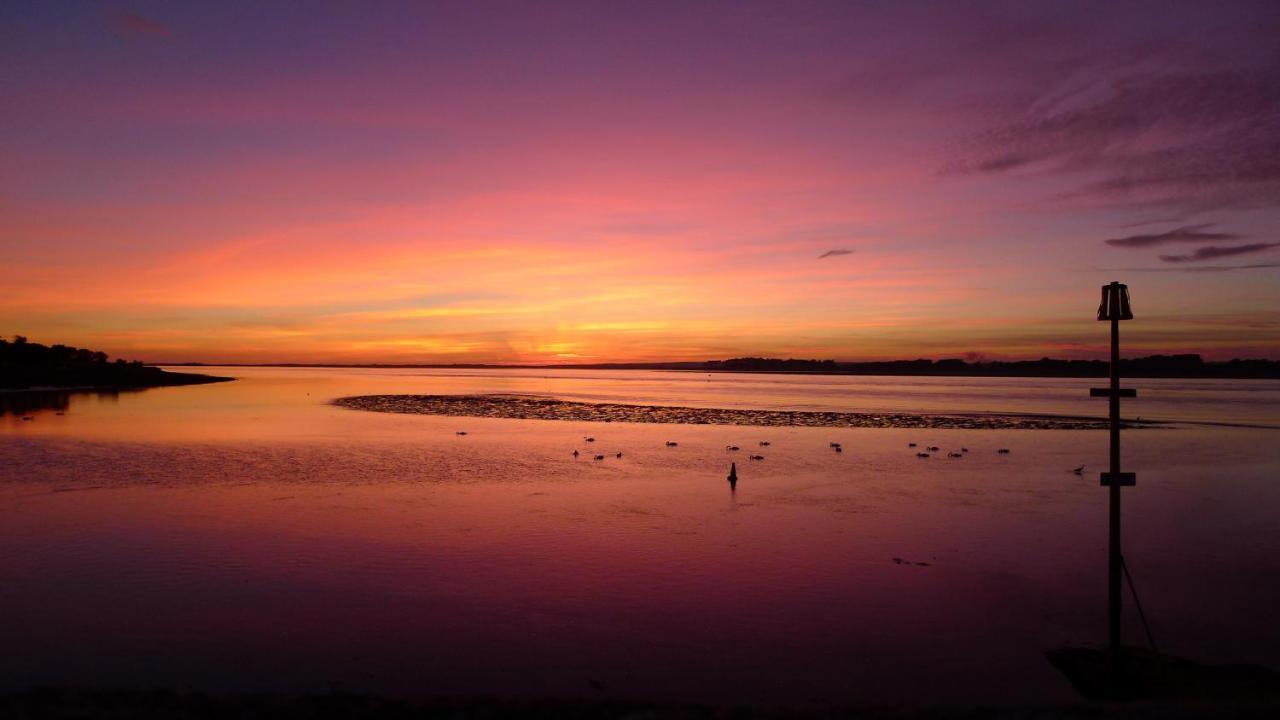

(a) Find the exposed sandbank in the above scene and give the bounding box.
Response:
[332,394,1147,430]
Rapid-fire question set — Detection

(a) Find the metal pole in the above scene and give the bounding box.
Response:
[1108,284,1122,669]
[1092,281,1136,686]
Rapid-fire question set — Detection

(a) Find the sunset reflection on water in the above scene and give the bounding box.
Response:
[2,368,1277,704]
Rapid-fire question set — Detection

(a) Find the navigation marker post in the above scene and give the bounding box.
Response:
[1091,281,1136,679]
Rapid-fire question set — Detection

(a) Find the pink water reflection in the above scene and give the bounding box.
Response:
[1,369,1278,703]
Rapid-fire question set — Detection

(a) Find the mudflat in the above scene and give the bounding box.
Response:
[333,393,1138,430]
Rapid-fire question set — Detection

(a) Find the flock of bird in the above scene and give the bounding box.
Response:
[451,429,1088,476]
[444,430,1077,467]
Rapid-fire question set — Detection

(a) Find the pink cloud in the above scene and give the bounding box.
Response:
[108,11,172,39]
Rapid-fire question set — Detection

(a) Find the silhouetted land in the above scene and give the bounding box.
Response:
[1,337,232,391]
[2,688,1276,719]
[556,355,1279,378]
[171,354,1280,379]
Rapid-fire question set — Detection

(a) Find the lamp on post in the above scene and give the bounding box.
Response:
[1097,282,1133,322]
[1090,281,1136,681]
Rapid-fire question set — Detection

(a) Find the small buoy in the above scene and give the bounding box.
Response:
[572,450,579,457]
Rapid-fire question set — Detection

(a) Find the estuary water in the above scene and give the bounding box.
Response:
[1,367,1278,705]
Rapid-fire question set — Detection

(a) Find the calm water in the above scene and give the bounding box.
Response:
[2,368,1278,705]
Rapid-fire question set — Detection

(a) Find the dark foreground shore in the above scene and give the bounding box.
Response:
[3,688,1277,719]
[333,394,1143,430]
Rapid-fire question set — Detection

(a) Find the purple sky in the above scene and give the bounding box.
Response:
[2,1,1278,362]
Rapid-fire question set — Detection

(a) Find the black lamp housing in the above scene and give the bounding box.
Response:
[1097,282,1133,321]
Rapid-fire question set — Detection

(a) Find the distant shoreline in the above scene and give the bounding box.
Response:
[159,354,1279,380]
[1,370,233,394]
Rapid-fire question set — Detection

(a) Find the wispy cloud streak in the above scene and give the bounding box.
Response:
[950,66,1280,211]
[1105,225,1242,248]
[1160,243,1280,263]
[1101,263,1280,274]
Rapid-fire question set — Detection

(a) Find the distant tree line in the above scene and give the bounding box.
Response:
[0,336,230,389]
[706,355,1279,378]
[262,354,1279,378]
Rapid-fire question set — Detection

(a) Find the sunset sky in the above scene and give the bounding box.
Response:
[3,1,1278,363]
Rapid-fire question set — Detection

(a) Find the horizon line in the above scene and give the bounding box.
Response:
[146,354,1278,368]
